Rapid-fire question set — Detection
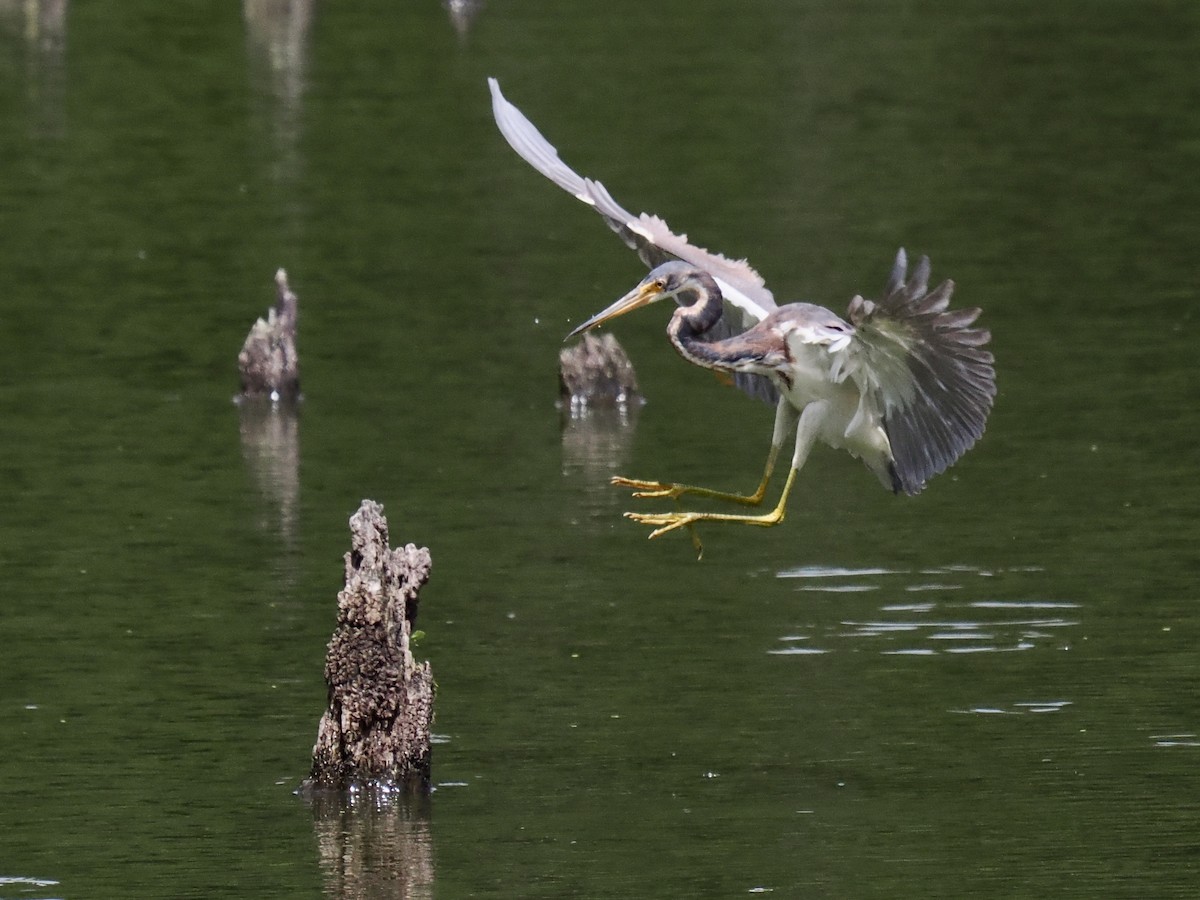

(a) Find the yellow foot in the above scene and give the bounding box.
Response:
[625,510,707,539]
[610,475,688,500]
[625,505,787,539]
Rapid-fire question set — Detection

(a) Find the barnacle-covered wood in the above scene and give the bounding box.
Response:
[238,268,300,400]
[308,500,434,790]
[559,332,641,409]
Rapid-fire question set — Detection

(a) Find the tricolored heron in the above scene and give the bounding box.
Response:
[489,79,996,549]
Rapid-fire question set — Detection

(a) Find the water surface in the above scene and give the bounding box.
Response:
[2,1,1199,897]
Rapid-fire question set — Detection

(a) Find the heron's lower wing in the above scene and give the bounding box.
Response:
[844,249,996,494]
[488,78,777,330]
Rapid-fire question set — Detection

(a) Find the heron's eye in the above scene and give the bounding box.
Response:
[653,280,666,291]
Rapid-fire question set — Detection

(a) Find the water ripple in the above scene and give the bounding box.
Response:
[1151,733,1200,748]
[777,565,902,579]
[0,876,61,900]
[951,701,1073,715]
[770,564,1078,656]
[0,877,60,887]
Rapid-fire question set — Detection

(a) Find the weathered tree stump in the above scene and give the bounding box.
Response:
[559,332,642,413]
[237,268,300,401]
[305,500,434,791]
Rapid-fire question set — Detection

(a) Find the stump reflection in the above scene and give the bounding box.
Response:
[305,785,434,900]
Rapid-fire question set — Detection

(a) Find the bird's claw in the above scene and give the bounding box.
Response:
[611,475,686,500]
[618,481,706,558]
[624,509,702,539]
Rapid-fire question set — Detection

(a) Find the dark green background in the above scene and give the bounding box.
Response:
[2,1,1198,896]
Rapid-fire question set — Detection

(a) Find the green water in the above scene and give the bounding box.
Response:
[2,1,1199,897]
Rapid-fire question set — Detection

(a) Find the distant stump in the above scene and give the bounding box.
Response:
[305,500,434,791]
[238,268,300,401]
[559,332,642,413]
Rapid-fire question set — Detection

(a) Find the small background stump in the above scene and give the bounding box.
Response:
[238,268,300,401]
[306,500,434,791]
[559,332,642,413]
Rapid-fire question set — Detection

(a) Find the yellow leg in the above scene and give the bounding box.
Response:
[611,443,780,505]
[626,467,799,540]
[612,400,795,506]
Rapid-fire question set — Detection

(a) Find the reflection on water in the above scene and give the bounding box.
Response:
[236,400,300,545]
[0,0,68,136]
[771,564,1079,656]
[244,0,312,183]
[560,405,639,482]
[305,786,434,900]
[244,0,311,110]
[560,404,644,530]
[0,1,1196,896]
[442,0,484,40]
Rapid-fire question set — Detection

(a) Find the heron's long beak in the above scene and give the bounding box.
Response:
[565,281,663,340]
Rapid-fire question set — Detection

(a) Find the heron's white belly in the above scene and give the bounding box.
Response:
[776,372,893,472]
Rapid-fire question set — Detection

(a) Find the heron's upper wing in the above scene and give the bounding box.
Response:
[843,249,996,495]
[488,78,777,331]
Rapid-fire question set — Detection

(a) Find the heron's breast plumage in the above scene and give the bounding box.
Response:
[760,303,854,401]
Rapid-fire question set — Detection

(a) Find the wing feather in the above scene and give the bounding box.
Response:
[846,249,996,495]
[489,77,779,402]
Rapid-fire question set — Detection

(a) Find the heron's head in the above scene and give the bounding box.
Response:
[566,262,707,339]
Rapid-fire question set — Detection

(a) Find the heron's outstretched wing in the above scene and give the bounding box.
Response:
[488,78,777,332]
[844,249,995,495]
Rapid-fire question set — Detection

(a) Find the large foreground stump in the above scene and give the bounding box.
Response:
[306,500,434,790]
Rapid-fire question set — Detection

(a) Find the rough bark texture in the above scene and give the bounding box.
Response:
[307,500,434,790]
[559,332,642,412]
[238,268,300,401]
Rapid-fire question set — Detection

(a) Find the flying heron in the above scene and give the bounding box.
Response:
[488,78,996,548]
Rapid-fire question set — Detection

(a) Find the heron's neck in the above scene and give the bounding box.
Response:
[666,275,729,371]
